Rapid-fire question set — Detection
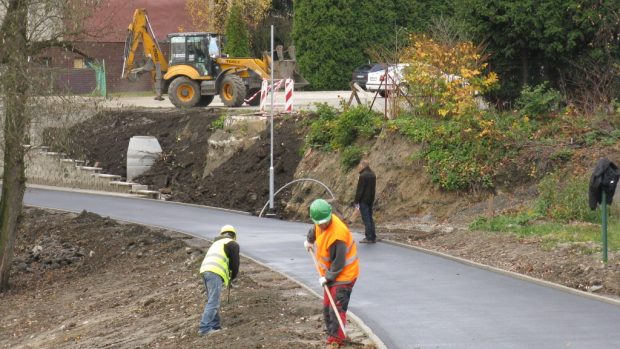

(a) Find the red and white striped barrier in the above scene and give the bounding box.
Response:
[259,79,294,113]
[259,79,271,111]
[244,87,263,104]
[284,78,294,112]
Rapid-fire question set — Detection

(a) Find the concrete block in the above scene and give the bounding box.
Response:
[131,184,148,192]
[78,166,102,174]
[96,173,122,181]
[135,189,160,200]
[110,181,136,193]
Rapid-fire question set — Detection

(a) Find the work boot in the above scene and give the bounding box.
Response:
[198,328,221,337]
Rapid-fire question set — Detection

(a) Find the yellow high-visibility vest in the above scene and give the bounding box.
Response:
[200,238,232,286]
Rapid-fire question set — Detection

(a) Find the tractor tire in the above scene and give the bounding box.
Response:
[245,88,261,106]
[195,95,215,107]
[219,74,246,107]
[169,77,201,108]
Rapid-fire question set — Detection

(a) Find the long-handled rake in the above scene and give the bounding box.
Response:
[307,248,347,338]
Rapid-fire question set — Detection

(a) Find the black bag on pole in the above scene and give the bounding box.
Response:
[588,158,620,210]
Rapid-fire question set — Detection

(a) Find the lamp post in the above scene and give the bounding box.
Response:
[269,25,275,212]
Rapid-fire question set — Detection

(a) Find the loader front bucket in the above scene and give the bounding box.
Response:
[272,60,309,89]
[267,45,309,89]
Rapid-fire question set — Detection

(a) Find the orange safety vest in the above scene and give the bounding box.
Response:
[314,214,359,283]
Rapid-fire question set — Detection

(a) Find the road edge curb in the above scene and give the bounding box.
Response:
[380,238,620,307]
[25,184,251,215]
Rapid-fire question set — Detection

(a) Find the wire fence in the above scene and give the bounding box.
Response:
[29,61,107,97]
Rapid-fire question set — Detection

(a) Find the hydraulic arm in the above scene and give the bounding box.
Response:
[121,8,168,99]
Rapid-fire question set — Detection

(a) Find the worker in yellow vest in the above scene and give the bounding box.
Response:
[304,199,360,349]
[198,225,240,336]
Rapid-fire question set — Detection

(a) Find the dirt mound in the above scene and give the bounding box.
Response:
[45,108,219,177]
[46,108,305,215]
[139,114,305,214]
[1,208,374,349]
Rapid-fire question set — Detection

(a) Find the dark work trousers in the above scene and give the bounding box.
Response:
[323,280,356,344]
[359,202,376,241]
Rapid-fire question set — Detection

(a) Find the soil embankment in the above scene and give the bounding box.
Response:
[41,108,620,300]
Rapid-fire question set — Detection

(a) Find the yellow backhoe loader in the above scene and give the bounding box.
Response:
[121,8,308,108]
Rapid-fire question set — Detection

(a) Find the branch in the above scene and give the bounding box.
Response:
[27,40,93,59]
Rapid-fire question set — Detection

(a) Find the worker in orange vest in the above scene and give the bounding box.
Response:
[304,199,360,349]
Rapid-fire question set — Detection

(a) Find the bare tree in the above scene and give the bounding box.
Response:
[564,57,619,115]
[0,0,101,291]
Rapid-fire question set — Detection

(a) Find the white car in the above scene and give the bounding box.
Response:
[366,63,408,97]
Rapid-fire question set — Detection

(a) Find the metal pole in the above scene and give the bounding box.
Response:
[602,192,608,263]
[102,59,107,98]
[269,25,275,210]
[384,66,388,120]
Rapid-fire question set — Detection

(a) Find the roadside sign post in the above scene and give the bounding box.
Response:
[588,158,618,263]
[602,192,608,263]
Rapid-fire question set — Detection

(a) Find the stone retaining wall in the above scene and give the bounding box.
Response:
[23,148,159,199]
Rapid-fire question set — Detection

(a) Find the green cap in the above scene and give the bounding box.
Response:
[309,199,332,225]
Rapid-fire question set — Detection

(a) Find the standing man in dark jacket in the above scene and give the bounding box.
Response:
[354,160,377,243]
[198,225,240,336]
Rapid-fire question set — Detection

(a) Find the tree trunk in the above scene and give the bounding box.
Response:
[0,135,28,291]
[521,49,530,86]
[0,0,30,291]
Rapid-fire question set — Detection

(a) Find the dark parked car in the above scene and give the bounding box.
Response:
[351,63,378,90]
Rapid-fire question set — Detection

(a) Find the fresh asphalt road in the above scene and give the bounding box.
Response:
[24,187,620,349]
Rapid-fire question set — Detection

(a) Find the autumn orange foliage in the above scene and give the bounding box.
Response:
[401,34,498,122]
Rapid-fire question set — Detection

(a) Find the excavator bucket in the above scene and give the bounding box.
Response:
[267,45,309,89]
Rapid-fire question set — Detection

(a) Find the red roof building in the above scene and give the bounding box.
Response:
[88,0,197,43]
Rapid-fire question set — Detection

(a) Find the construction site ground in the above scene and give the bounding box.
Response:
[2,106,619,348]
[1,207,374,349]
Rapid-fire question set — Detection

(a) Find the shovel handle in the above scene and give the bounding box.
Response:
[308,248,347,338]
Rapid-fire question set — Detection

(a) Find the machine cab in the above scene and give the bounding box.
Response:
[168,32,223,77]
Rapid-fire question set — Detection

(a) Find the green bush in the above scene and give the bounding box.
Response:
[331,106,382,149]
[493,111,539,141]
[211,115,227,130]
[306,103,338,150]
[470,171,620,249]
[535,172,598,223]
[390,112,503,190]
[583,129,620,146]
[389,115,435,143]
[550,149,573,162]
[583,130,600,146]
[516,82,562,118]
[470,211,540,233]
[306,104,382,151]
[340,145,365,170]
